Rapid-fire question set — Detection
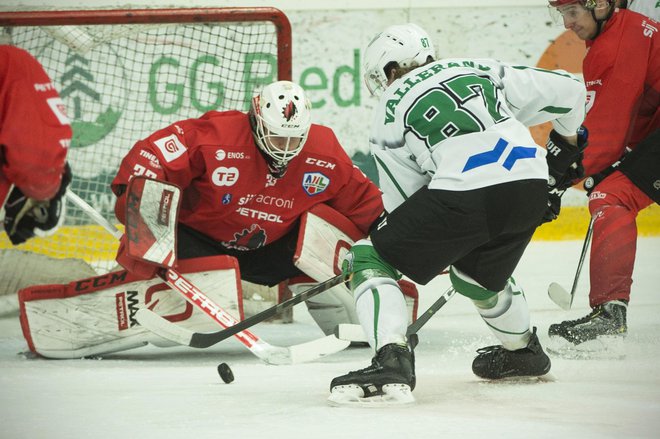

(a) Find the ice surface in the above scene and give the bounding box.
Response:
[1,238,659,438]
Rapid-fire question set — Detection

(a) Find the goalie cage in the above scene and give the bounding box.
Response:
[0,8,292,312]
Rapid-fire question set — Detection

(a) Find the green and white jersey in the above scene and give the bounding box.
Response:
[369,58,586,212]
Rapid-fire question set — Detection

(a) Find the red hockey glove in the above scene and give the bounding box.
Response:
[116,234,160,280]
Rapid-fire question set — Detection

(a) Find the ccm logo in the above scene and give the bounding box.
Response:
[306,157,336,169]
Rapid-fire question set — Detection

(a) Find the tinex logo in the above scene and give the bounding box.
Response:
[154,134,186,162]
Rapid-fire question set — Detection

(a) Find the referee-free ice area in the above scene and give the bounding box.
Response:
[1,238,659,438]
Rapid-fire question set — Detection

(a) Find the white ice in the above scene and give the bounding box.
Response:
[1,238,659,439]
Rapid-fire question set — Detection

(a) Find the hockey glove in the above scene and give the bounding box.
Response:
[3,162,71,245]
[541,127,588,224]
[546,126,588,190]
[115,234,160,280]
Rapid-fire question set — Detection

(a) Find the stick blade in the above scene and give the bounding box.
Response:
[136,308,194,346]
[287,335,350,364]
[548,282,573,311]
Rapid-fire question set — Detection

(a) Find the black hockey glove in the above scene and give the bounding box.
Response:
[541,127,588,224]
[546,126,588,190]
[3,162,71,245]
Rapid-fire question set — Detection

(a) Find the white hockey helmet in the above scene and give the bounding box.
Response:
[363,23,436,96]
[250,80,312,175]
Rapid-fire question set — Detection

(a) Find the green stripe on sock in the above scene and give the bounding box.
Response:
[372,288,380,350]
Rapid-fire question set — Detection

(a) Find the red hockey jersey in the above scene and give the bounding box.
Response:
[112,110,383,250]
[0,45,70,202]
[582,9,660,175]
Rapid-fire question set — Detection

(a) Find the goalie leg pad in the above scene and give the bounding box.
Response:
[293,204,366,334]
[19,255,241,358]
[286,275,358,336]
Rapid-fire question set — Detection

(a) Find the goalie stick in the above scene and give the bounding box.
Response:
[65,185,349,365]
[135,273,347,349]
[547,216,594,311]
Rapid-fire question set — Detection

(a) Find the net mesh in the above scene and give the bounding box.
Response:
[1,11,284,274]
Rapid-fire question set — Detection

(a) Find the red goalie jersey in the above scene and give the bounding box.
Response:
[112,110,383,250]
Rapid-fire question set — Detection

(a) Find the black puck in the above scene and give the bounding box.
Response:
[217,362,234,383]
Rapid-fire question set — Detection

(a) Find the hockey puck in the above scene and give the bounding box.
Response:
[217,362,234,383]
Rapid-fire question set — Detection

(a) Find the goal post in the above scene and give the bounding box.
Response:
[0,8,292,295]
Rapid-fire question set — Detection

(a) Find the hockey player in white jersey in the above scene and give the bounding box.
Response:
[328,23,588,405]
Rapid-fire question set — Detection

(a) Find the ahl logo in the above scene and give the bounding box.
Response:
[45,45,127,149]
[222,193,232,205]
[302,172,330,196]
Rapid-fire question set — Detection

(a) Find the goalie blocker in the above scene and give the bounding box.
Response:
[278,204,419,336]
[19,256,241,359]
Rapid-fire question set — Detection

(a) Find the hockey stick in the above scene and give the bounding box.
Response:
[135,273,348,349]
[66,187,349,364]
[547,216,595,311]
[406,286,456,336]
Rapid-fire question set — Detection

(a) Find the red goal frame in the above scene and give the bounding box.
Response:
[0,7,293,81]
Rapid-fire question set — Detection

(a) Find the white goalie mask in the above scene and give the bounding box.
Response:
[250,81,312,175]
[363,23,436,97]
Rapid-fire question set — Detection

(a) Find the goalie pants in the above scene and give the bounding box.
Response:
[176,222,303,287]
[370,179,547,291]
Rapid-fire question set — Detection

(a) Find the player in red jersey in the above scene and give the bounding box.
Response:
[0,45,71,245]
[547,0,659,355]
[112,80,388,336]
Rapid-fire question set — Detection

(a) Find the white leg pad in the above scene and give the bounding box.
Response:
[354,277,408,350]
[475,281,531,350]
[19,255,241,358]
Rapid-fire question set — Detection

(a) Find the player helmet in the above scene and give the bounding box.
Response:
[363,23,436,97]
[250,81,312,176]
[548,0,597,7]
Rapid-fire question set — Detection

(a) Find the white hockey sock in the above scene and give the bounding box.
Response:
[354,277,408,351]
[474,280,531,351]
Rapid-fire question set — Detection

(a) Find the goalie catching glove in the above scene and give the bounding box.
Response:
[542,127,588,223]
[3,162,71,245]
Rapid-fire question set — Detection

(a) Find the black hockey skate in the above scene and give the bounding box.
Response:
[472,327,551,380]
[328,343,415,406]
[547,300,627,358]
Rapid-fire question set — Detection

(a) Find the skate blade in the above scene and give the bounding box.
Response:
[327,384,415,407]
[478,372,556,384]
[547,335,626,360]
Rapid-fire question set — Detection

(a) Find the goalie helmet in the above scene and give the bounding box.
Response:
[363,23,436,97]
[250,81,312,177]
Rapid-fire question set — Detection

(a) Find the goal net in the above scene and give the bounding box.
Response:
[0,8,292,307]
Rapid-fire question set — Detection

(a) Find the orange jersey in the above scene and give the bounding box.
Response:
[0,45,70,201]
[112,111,383,250]
[582,9,660,175]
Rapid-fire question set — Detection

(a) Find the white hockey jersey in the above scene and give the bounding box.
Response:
[369,58,586,212]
